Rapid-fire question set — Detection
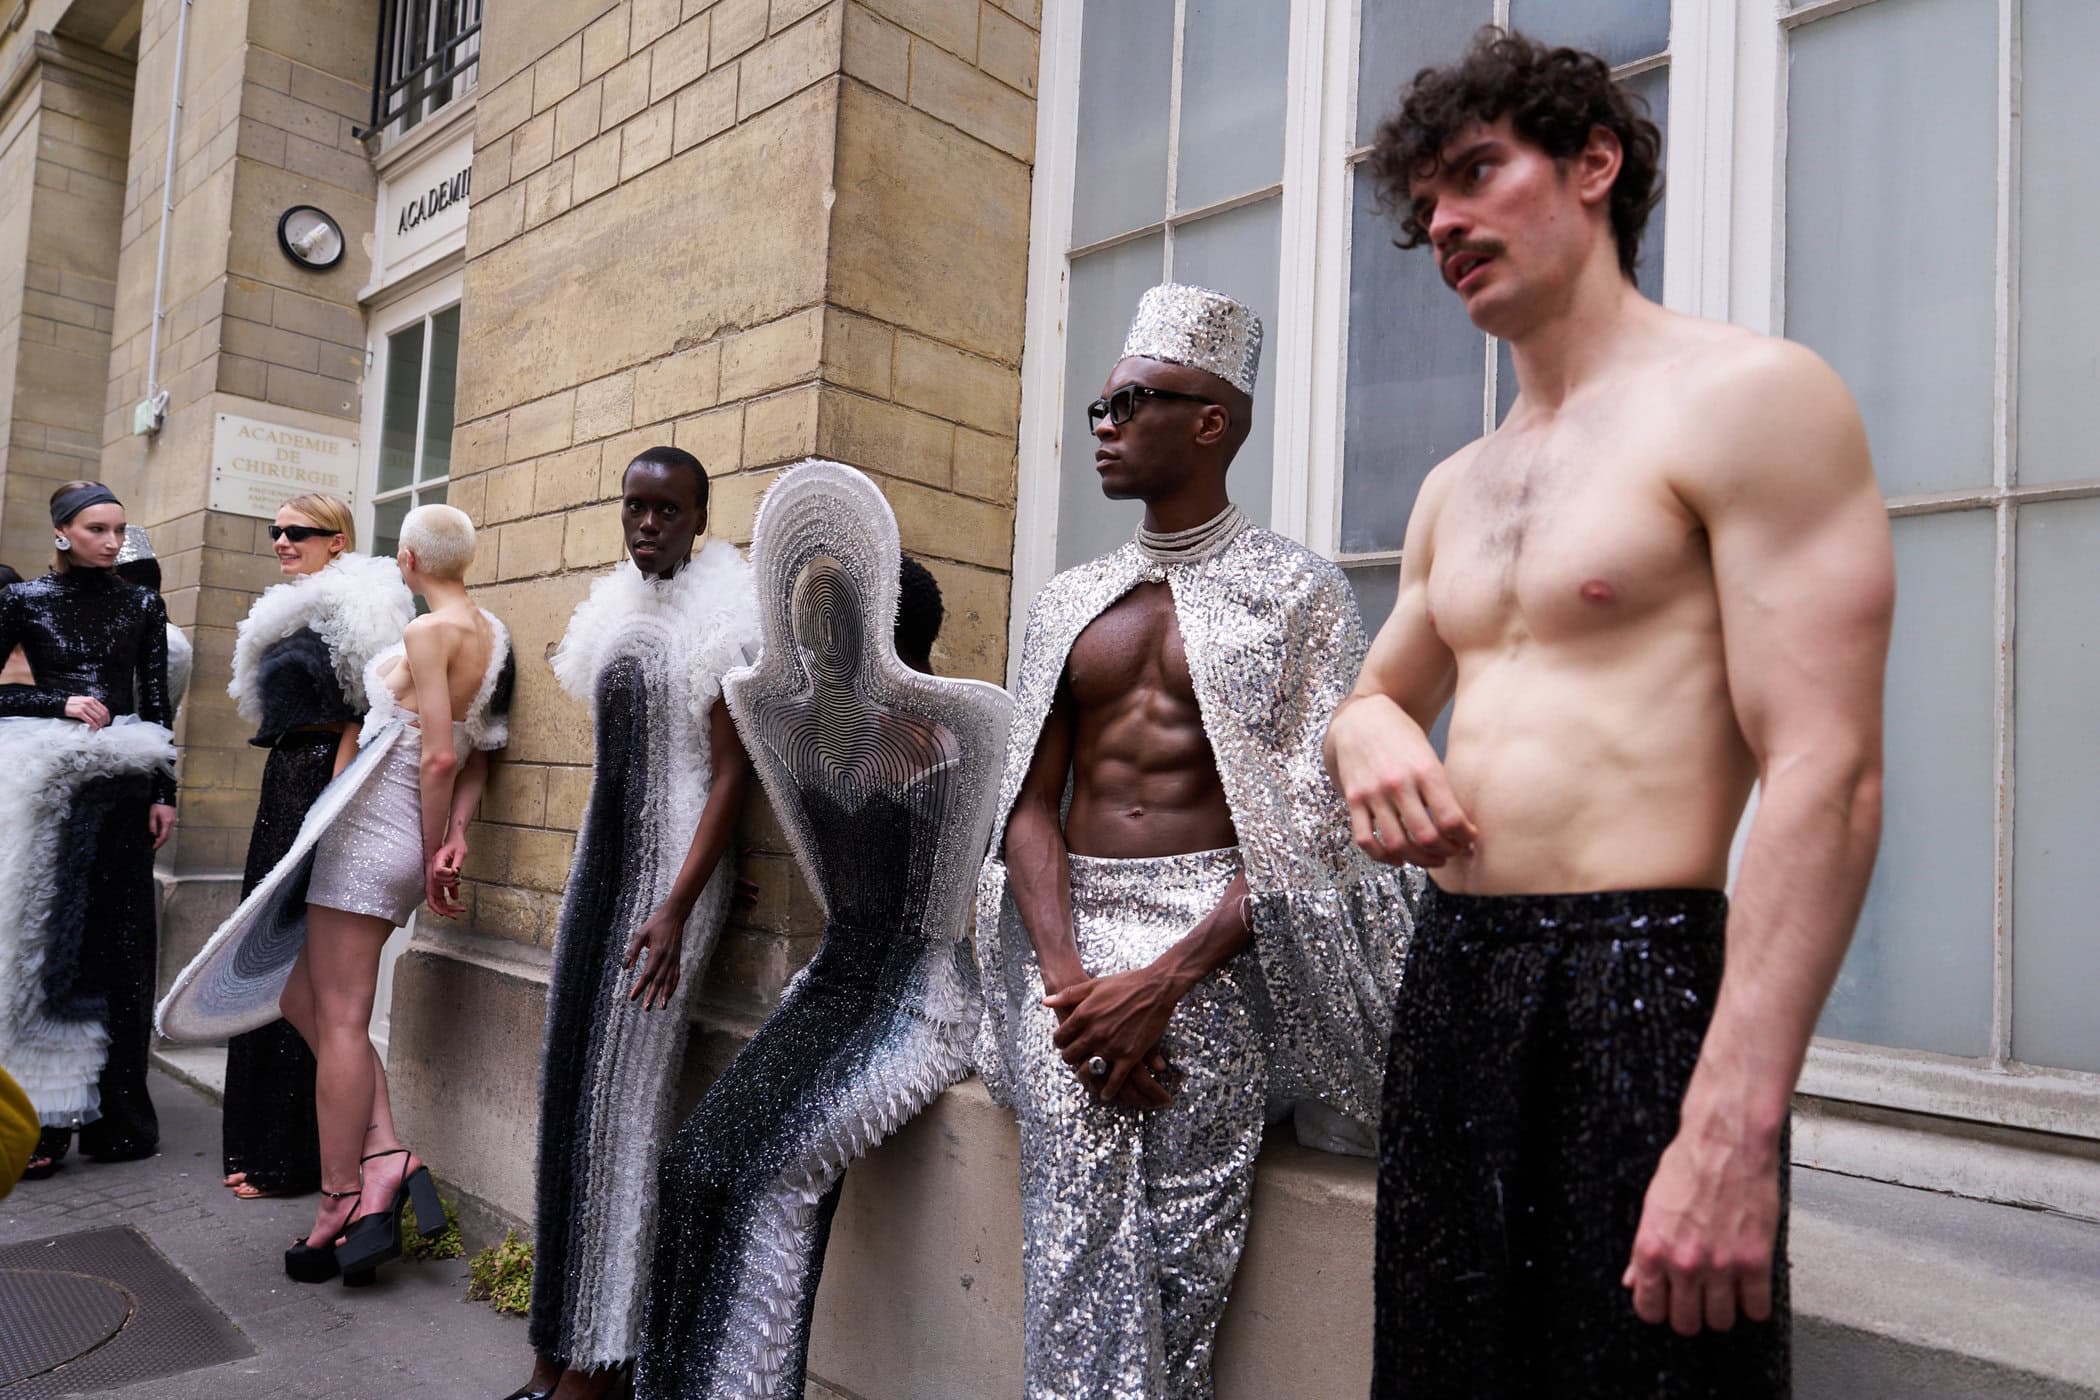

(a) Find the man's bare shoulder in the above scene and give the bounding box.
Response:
[1658,316,1870,499]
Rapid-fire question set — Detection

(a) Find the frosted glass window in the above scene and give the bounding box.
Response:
[1346,564,1399,636]
[1818,511,1996,1057]
[1356,0,1491,146]
[1172,198,1280,535]
[1072,0,1173,246]
[1177,0,1288,211]
[1784,0,1995,498]
[421,306,459,484]
[1342,172,1483,555]
[2011,498,2100,1073]
[1059,236,1165,569]
[2016,1,2100,487]
[379,321,424,495]
[1507,0,1669,67]
[371,494,411,565]
[1624,63,1667,305]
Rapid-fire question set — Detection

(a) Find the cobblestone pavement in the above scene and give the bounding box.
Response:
[2,1071,532,1400]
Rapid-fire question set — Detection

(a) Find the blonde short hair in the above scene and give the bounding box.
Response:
[398,503,476,580]
[281,493,355,550]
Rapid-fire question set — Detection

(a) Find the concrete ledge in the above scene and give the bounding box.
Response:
[372,940,2100,1397]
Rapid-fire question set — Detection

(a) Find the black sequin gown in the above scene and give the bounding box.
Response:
[637,773,970,1399]
[220,628,353,1194]
[0,568,175,1161]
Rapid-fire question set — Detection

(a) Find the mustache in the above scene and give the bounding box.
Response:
[1441,237,1507,286]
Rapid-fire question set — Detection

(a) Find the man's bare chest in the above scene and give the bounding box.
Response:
[1065,583,1197,711]
[1427,438,1708,648]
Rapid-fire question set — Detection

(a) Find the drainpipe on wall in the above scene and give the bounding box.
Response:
[134,0,192,437]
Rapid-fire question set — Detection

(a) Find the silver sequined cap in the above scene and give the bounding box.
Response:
[1119,283,1263,394]
[114,525,155,565]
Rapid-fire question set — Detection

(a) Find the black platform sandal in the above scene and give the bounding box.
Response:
[334,1147,444,1280]
[284,1186,361,1283]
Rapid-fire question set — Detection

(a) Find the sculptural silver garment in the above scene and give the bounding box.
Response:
[635,460,1012,1400]
[528,540,760,1372]
[156,617,514,1042]
[975,527,1421,1398]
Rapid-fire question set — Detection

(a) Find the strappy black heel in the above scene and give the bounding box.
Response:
[334,1147,445,1280]
[284,1186,361,1283]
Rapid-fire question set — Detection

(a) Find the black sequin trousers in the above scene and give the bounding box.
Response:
[219,732,331,1194]
[1372,887,1790,1399]
[35,774,161,1163]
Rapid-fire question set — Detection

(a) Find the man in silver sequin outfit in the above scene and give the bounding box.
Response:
[975,285,1414,1399]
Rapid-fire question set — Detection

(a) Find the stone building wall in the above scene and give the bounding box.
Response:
[98,0,380,912]
[0,30,134,578]
[417,0,1036,1015]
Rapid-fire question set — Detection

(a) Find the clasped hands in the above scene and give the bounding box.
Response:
[425,837,468,918]
[63,697,176,849]
[1044,966,1185,1110]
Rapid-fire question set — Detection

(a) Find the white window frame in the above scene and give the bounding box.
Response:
[355,274,464,551]
[1013,0,2100,1143]
[1733,0,2100,1137]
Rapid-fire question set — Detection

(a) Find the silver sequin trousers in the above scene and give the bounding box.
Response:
[1010,847,1264,1400]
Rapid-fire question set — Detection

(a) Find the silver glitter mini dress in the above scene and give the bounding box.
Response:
[156,613,513,1043]
[304,710,467,924]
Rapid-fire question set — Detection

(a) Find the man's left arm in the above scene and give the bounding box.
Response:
[1624,340,1895,1337]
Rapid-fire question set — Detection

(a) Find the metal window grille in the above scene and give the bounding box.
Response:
[356,0,482,141]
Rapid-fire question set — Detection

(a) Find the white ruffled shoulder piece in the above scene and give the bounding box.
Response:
[227,553,415,724]
[550,539,760,724]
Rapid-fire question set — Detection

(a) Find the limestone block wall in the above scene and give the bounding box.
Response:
[0,35,134,578]
[98,0,379,878]
[437,0,1037,1033]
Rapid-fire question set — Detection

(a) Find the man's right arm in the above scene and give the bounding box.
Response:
[1002,678,1087,994]
[1323,464,1474,866]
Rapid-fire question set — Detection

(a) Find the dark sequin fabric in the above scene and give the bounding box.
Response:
[1373,886,1790,1398]
[220,728,334,1195]
[0,568,175,804]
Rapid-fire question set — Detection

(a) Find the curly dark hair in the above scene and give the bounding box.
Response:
[1364,28,1662,281]
[896,554,943,671]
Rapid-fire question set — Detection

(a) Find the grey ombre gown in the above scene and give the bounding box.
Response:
[636,461,1011,1399]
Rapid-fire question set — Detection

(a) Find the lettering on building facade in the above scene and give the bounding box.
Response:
[397,166,471,236]
[210,413,359,519]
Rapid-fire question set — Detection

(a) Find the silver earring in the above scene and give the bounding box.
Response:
[54,536,71,552]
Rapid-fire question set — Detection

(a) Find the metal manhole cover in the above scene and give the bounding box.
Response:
[0,1270,132,1382]
[0,1227,251,1396]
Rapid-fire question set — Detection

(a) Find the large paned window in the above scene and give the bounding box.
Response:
[1772,0,2100,1077]
[1338,1,1671,622]
[1054,0,1293,569]
[359,283,460,570]
[1020,0,2100,1135]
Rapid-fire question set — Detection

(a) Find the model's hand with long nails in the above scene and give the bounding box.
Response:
[63,694,110,729]
[624,904,687,1011]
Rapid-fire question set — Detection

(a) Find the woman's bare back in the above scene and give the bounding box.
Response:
[378,602,492,723]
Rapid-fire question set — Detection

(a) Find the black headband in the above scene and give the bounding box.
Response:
[51,484,120,527]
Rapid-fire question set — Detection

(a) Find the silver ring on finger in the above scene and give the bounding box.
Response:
[1085,1056,1109,1079]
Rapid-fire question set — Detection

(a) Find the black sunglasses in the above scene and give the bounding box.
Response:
[1086,384,1217,430]
[268,524,342,543]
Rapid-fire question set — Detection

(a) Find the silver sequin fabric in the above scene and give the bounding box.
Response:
[1003,848,1263,1400]
[305,720,456,924]
[977,526,1419,1136]
[1120,283,1263,394]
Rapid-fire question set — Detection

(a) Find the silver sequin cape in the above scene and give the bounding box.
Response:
[974,526,1418,1130]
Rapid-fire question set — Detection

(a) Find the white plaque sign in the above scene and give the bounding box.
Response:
[210,413,359,519]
